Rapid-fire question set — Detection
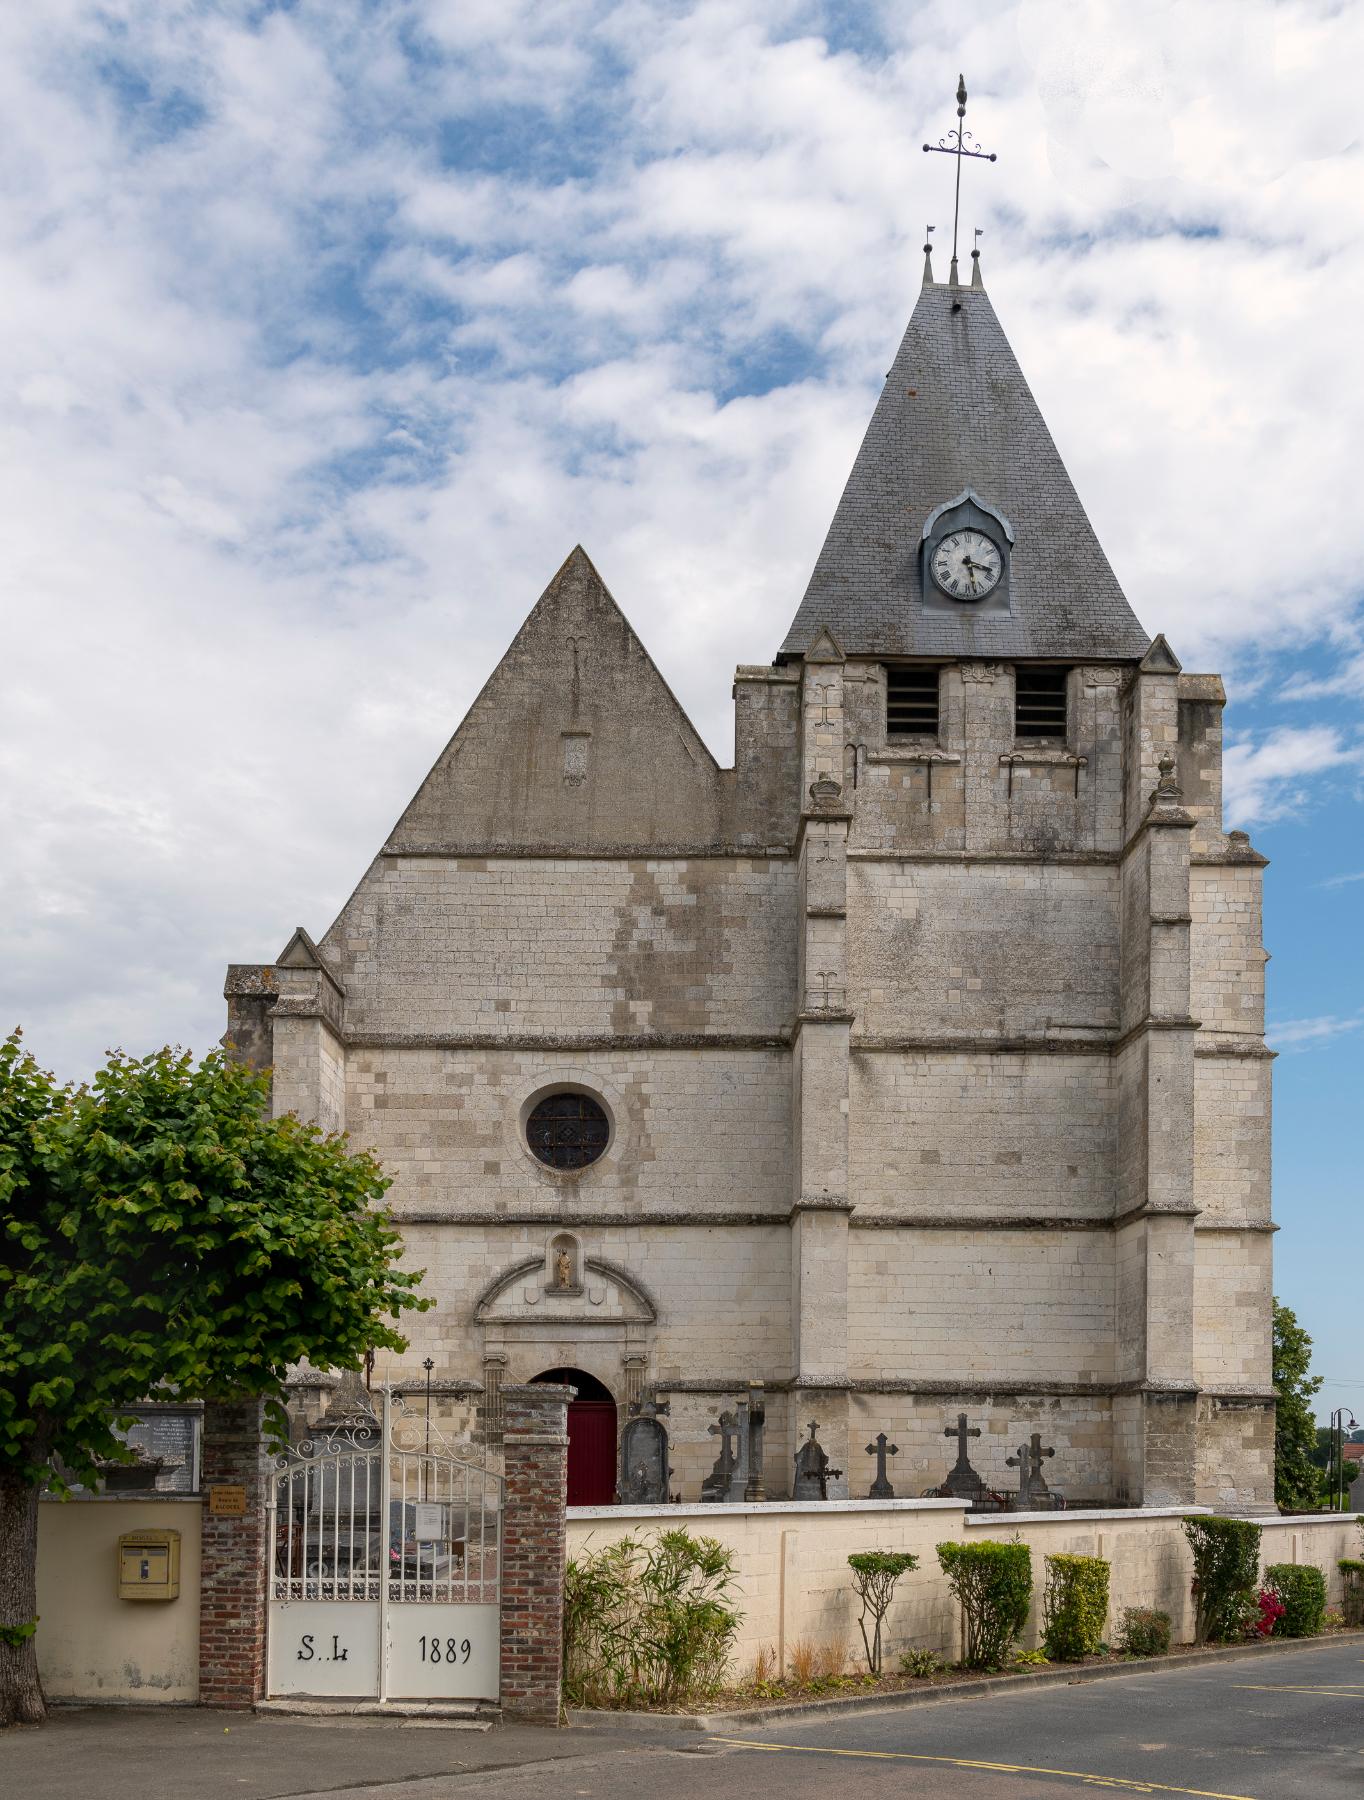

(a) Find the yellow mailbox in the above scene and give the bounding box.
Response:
[117,1529,181,1601]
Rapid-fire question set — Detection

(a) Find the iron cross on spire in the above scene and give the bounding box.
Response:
[923,74,998,282]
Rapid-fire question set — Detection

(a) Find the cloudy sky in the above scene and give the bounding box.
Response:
[1,1,1360,1415]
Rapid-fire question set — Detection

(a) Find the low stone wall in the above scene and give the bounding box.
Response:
[565,1502,1362,1674]
[37,1496,203,1704]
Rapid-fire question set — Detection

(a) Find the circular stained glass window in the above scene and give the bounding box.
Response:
[526,1092,610,1170]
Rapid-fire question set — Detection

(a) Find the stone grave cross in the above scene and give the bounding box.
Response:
[865,1431,899,1499]
[1006,1432,1055,1507]
[701,1408,738,1503]
[937,1412,987,1502]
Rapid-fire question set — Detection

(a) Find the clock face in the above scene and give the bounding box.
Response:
[931,529,1002,600]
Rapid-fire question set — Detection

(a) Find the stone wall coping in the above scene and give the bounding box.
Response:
[1254,1513,1363,1527]
[966,1505,1213,1527]
[40,1492,205,1505]
[568,1498,971,1521]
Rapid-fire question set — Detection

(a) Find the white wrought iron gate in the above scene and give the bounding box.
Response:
[267,1388,501,1702]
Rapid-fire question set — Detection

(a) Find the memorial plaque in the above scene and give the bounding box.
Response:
[209,1484,247,1516]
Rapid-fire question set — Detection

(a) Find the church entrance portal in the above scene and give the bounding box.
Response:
[532,1368,617,1506]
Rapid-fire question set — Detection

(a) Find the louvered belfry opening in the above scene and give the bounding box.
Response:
[1014,665,1069,740]
[886,664,941,738]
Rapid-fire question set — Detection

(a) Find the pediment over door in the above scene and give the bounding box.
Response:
[473,1256,657,1326]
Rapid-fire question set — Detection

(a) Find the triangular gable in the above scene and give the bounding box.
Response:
[779,282,1151,663]
[1140,633,1182,673]
[385,546,725,852]
[276,926,346,995]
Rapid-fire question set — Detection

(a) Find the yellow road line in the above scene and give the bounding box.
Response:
[709,1736,1259,1799]
[1232,1683,1364,1696]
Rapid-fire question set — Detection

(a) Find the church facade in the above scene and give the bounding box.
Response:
[226,261,1275,1512]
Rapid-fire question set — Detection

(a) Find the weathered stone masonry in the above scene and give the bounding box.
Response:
[226,266,1275,1514]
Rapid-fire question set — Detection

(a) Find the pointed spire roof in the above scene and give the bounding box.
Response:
[779,281,1150,662]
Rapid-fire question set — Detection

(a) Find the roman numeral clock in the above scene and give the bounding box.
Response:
[920,487,1015,614]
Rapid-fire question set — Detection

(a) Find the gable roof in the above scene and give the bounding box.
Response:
[779,278,1150,662]
[383,545,726,853]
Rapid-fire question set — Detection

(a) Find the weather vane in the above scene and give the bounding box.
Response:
[923,74,997,280]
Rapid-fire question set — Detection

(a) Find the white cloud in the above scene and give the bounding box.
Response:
[1267,1013,1364,1051]
[1223,726,1364,827]
[0,1,1362,1081]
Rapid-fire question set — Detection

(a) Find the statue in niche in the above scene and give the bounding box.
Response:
[554,1246,574,1289]
[548,1235,580,1293]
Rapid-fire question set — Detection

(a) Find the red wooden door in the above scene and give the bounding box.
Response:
[566,1400,618,1505]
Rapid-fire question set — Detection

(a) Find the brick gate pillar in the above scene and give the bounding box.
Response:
[500,1382,572,1723]
[198,1398,269,1708]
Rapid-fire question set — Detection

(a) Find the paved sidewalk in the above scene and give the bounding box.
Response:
[0,1704,682,1800]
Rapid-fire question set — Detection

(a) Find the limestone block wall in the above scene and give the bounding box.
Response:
[842,662,1126,858]
[324,855,797,1037]
[564,1503,1362,1677]
[1193,1056,1271,1225]
[347,1046,791,1213]
[847,1227,1115,1384]
[1193,1231,1273,1390]
[847,861,1120,1037]
[384,1220,793,1394]
[845,1391,1114,1505]
[849,1051,1116,1220]
[1190,863,1266,1034]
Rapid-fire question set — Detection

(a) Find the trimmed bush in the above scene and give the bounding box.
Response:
[848,1550,919,1675]
[1183,1516,1262,1643]
[1041,1553,1110,1662]
[1117,1606,1171,1658]
[1265,1563,1327,1638]
[1339,1559,1364,1628]
[937,1540,1032,1669]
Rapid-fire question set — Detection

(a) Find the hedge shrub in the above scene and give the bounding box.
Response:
[1183,1516,1262,1643]
[1339,1559,1364,1629]
[1117,1606,1171,1658]
[1265,1564,1327,1638]
[937,1540,1032,1669]
[1041,1553,1110,1661]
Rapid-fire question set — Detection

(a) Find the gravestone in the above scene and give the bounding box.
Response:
[619,1397,671,1504]
[1006,1432,1056,1508]
[701,1407,739,1502]
[865,1431,899,1499]
[793,1420,843,1500]
[735,1381,767,1502]
[937,1413,988,1503]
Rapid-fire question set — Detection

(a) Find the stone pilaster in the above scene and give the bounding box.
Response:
[500,1383,571,1723]
[790,668,854,1490]
[269,928,347,1132]
[1114,718,1199,1505]
[198,1400,268,1709]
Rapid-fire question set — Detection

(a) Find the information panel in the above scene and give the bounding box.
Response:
[267,1601,380,1699]
[385,1603,499,1701]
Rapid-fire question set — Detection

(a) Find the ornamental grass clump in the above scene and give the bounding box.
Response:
[937,1540,1032,1669]
[1265,1563,1327,1638]
[1116,1606,1171,1658]
[1041,1552,1110,1662]
[563,1529,742,1710]
[847,1550,919,1674]
[1183,1516,1262,1644]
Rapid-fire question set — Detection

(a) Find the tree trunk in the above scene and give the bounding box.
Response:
[0,1471,46,1726]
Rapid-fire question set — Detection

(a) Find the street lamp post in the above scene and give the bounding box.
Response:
[1329,1408,1358,1511]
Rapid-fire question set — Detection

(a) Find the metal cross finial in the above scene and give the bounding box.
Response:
[922,73,998,278]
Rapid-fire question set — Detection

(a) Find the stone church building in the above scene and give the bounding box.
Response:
[226,258,1275,1513]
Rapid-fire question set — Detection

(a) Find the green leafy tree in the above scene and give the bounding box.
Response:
[1272,1299,1325,1513]
[0,1032,428,1727]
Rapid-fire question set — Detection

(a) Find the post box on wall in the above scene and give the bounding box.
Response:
[117,1529,181,1601]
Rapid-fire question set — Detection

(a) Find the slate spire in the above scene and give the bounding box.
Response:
[779,281,1150,662]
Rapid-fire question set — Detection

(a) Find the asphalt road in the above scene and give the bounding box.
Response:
[3,1638,1362,1800]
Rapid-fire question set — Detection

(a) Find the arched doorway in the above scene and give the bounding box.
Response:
[532,1367,617,1505]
